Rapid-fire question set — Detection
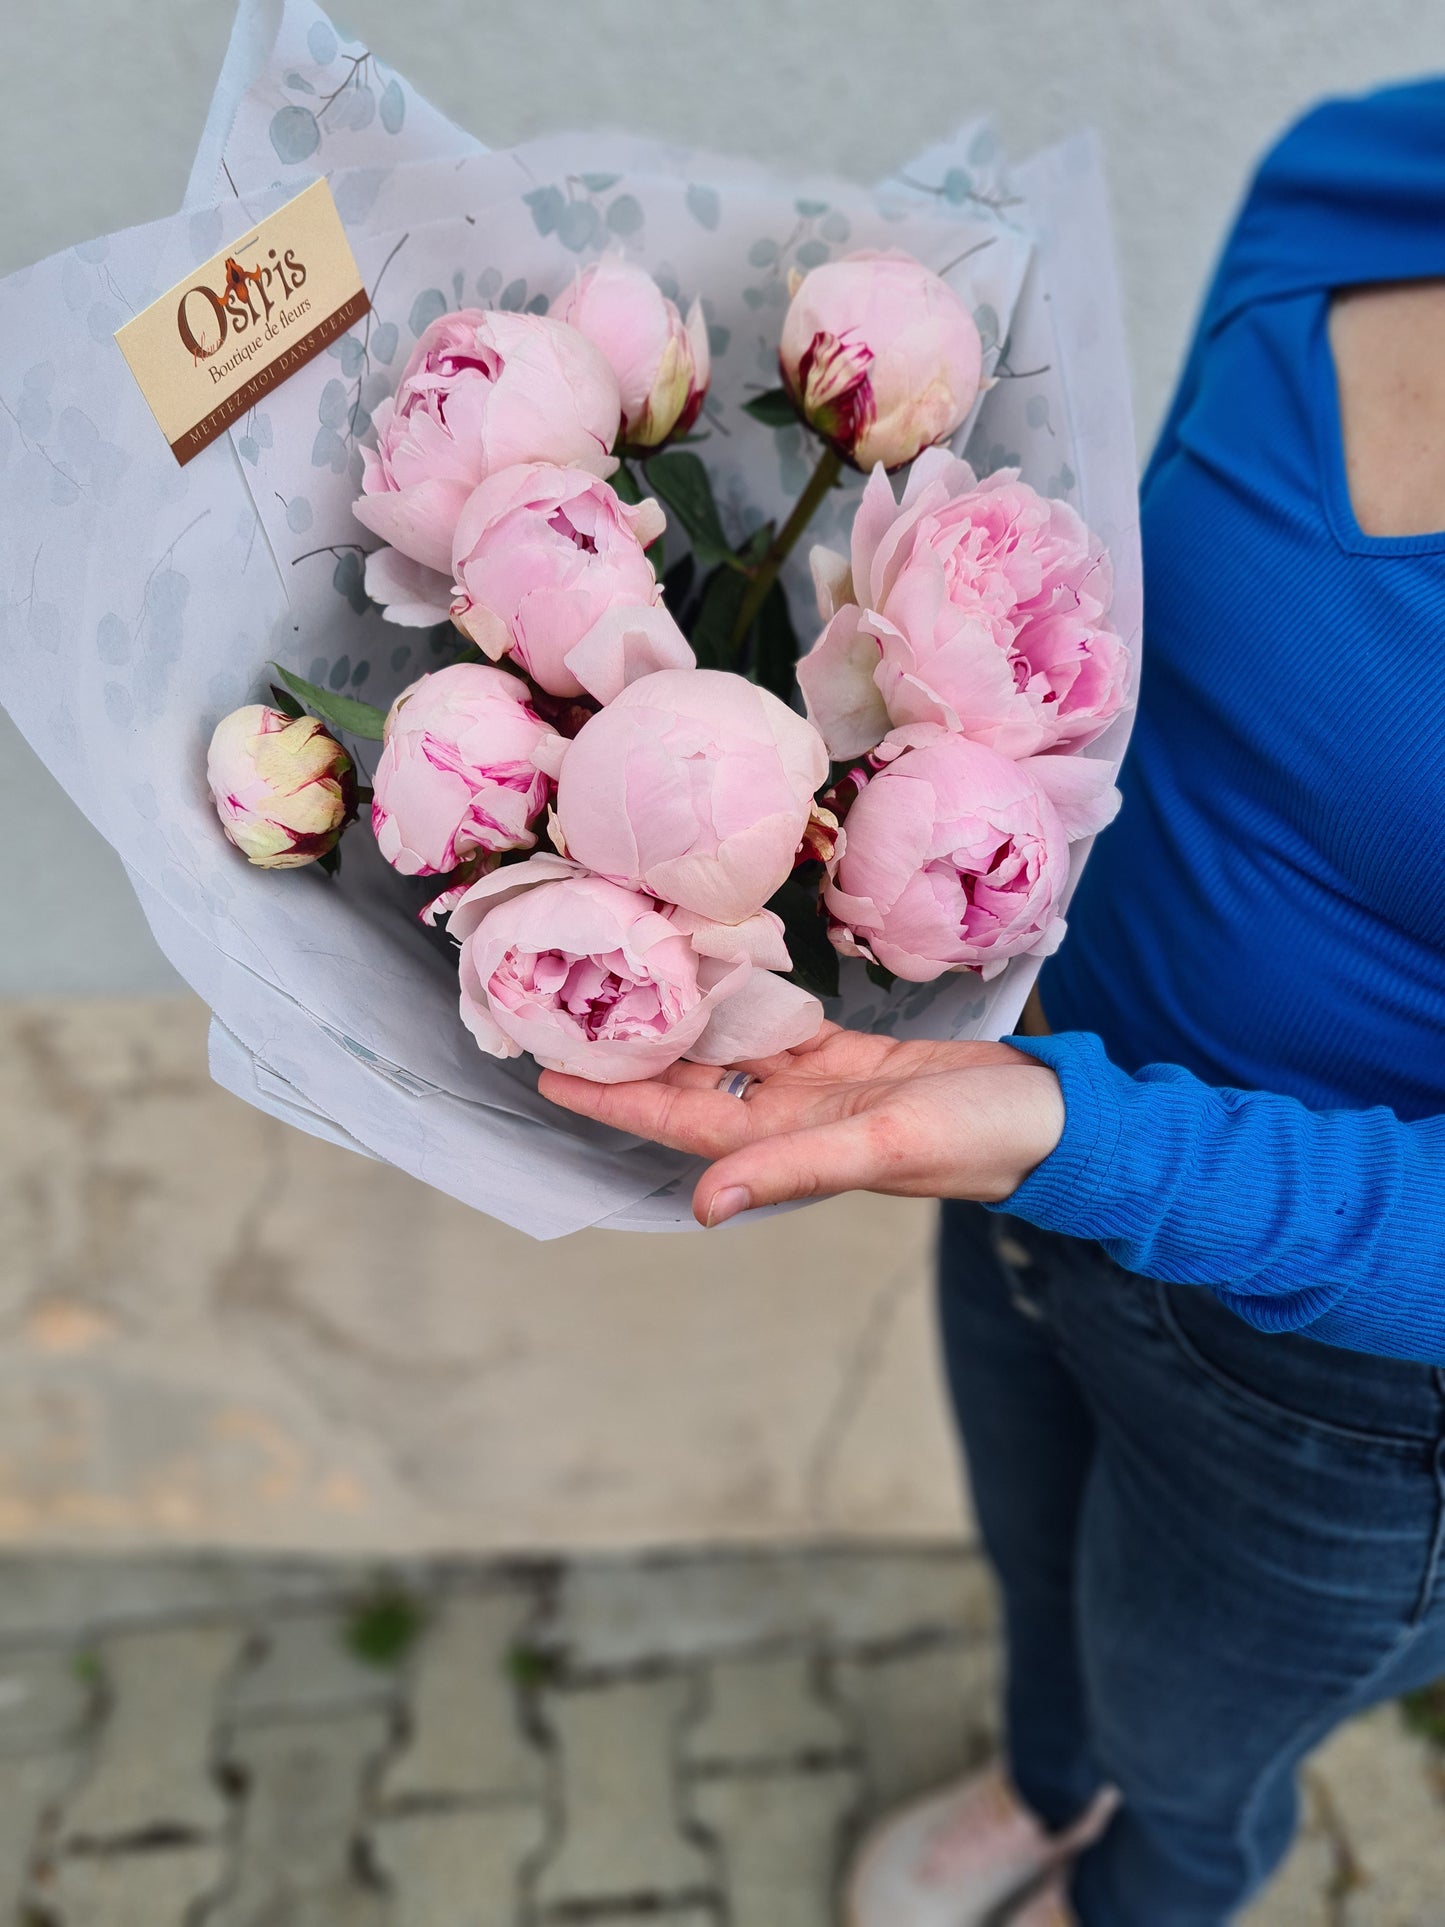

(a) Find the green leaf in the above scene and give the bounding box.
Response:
[643,451,741,571]
[316,844,342,877]
[766,870,839,1000]
[508,1641,564,1690]
[662,551,696,610]
[865,959,898,993]
[268,682,305,720]
[742,386,798,430]
[687,564,749,669]
[610,459,643,506]
[344,1584,426,1670]
[1401,1681,1445,1751]
[270,664,386,741]
[753,580,800,701]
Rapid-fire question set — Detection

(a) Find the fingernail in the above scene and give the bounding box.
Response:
[706,1185,751,1228]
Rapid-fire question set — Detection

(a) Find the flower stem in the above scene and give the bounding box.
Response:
[729,445,843,654]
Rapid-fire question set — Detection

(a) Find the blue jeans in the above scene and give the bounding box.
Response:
[938,1202,1445,1926]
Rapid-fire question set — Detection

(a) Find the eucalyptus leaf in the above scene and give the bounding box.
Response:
[270,664,386,740]
[743,386,799,430]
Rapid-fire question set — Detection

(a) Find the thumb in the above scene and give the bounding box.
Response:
[693,1114,887,1227]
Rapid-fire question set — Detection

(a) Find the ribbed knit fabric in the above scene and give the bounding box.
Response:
[1002,83,1445,1361]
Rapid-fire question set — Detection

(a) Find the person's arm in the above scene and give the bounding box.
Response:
[1000,1033,1445,1361]
[538,1024,1445,1364]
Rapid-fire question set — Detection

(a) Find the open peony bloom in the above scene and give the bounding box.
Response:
[370,663,552,877]
[779,251,982,473]
[554,668,829,926]
[353,309,622,576]
[449,463,691,700]
[553,256,711,452]
[824,724,1121,981]
[207,705,355,869]
[449,854,822,1083]
[798,451,1131,761]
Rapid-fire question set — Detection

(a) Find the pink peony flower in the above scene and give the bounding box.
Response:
[449,463,691,700]
[369,663,553,877]
[552,257,711,452]
[353,309,622,576]
[554,668,829,926]
[823,724,1121,982]
[798,451,1130,760]
[207,705,355,869]
[449,854,822,1083]
[779,251,982,473]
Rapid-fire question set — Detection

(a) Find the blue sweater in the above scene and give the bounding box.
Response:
[1003,82,1445,1362]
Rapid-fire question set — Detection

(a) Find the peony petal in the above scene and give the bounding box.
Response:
[685,967,824,1065]
[848,463,905,605]
[363,547,456,627]
[562,600,695,706]
[448,851,584,942]
[458,946,522,1058]
[1022,753,1122,841]
[668,905,793,971]
[809,543,854,621]
[353,477,470,575]
[796,605,890,761]
[623,495,668,550]
[532,732,571,782]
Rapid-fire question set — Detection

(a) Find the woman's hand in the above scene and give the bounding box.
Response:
[538,1023,1065,1226]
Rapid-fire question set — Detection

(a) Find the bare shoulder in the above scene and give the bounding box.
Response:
[1329,280,1445,538]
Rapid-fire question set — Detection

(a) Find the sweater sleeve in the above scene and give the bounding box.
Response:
[993,1032,1445,1362]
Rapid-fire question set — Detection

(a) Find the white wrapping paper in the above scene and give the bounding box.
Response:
[0,0,1140,1237]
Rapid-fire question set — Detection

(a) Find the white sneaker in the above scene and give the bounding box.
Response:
[843,1765,1115,1927]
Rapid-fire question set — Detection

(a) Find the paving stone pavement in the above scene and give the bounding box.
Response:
[0,1548,1439,1926]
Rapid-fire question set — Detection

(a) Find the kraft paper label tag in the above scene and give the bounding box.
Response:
[115,179,370,467]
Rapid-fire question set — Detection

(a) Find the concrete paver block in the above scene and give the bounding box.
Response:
[535,1677,713,1910]
[214,1708,393,1927]
[835,1639,1000,1820]
[228,1611,402,1724]
[1315,1707,1445,1925]
[548,1549,996,1669]
[693,1767,859,1927]
[59,1625,241,1844]
[381,1589,543,1805]
[0,1648,92,1755]
[686,1653,850,1769]
[372,1805,547,1927]
[0,1751,77,1915]
[47,1846,225,1925]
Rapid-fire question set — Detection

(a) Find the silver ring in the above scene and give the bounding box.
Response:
[716,1070,758,1100]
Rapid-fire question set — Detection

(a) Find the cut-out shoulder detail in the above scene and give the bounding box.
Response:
[1328,281,1445,539]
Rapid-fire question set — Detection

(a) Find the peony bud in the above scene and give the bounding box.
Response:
[779,250,983,473]
[207,706,355,869]
[553,257,711,452]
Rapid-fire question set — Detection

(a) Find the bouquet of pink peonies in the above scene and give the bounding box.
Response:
[0,0,1141,1235]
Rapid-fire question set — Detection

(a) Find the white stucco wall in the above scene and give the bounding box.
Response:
[4,0,1444,991]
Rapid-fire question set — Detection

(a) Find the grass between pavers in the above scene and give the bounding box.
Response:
[1401,1679,1445,1751]
[343,1580,428,1669]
